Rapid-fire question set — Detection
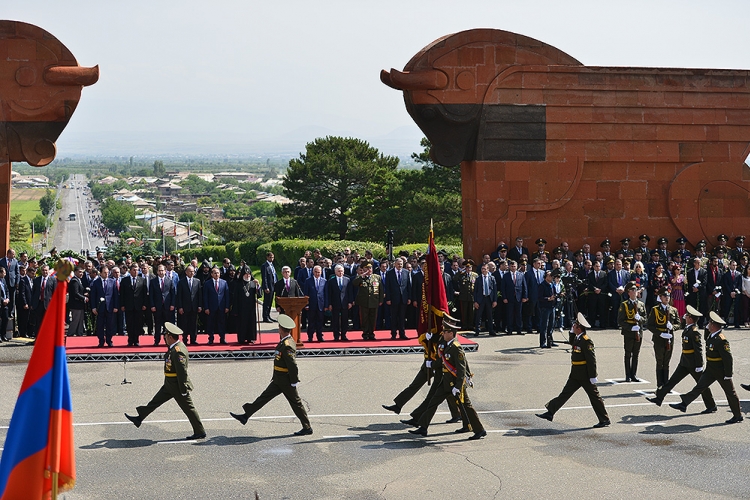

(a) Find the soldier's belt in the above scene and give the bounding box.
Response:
[164,373,177,377]
[274,366,289,372]
[706,357,721,362]
[682,349,695,354]
[571,360,587,365]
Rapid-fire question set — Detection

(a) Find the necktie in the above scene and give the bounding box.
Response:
[116,279,120,291]
[215,280,219,292]
[513,272,517,286]
[338,278,342,290]
[285,279,290,291]
[484,276,489,296]
[161,278,164,291]
[189,278,192,292]
[40,277,46,300]
[397,272,401,286]
[618,272,622,286]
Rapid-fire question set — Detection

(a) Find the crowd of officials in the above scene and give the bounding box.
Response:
[0,231,749,349]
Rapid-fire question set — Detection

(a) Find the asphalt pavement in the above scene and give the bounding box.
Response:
[1,326,749,499]
[52,173,104,255]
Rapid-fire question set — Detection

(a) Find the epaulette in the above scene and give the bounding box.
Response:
[582,335,589,341]
[719,333,726,340]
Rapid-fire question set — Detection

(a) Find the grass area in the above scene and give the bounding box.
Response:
[11,188,45,223]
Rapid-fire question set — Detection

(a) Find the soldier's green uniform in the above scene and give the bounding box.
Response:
[353,268,384,340]
[233,330,312,433]
[617,291,647,382]
[648,313,715,409]
[539,318,609,426]
[129,331,205,438]
[412,334,485,439]
[672,312,743,423]
[453,269,477,329]
[646,301,681,388]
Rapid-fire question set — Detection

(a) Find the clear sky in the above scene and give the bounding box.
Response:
[6,0,750,159]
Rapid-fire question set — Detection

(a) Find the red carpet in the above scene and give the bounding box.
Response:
[64,330,478,361]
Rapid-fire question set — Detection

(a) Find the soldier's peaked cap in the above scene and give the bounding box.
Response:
[164,322,183,336]
[278,314,296,330]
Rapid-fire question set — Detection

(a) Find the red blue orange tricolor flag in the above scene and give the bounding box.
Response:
[0,261,75,499]
[418,222,449,335]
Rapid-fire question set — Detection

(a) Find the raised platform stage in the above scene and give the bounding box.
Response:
[64,330,479,362]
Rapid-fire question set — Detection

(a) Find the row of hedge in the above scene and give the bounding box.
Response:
[174,240,463,268]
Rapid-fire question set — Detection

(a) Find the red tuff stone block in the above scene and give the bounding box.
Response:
[383,29,750,255]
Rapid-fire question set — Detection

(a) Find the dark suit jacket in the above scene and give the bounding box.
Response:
[538,279,557,309]
[525,268,545,302]
[507,246,529,263]
[16,275,32,309]
[261,261,277,293]
[705,266,723,294]
[607,269,629,294]
[721,268,742,294]
[385,268,411,305]
[0,257,19,287]
[176,276,203,312]
[410,271,424,303]
[120,274,146,311]
[501,271,527,303]
[588,270,608,293]
[303,276,327,311]
[68,276,86,310]
[327,275,352,309]
[203,278,230,312]
[150,276,175,311]
[295,266,314,284]
[473,274,497,303]
[30,275,56,310]
[274,277,303,298]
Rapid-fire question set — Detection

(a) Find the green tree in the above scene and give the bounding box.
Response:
[9,213,30,242]
[153,160,166,178]
[39,188,56,216]
[101,198,136,233]
[29,214,48,234]
[277,136,399,239]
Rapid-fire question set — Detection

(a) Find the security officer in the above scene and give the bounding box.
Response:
[646,287,681,389]
[675,237,691,262]
[619,238,634,258]
[531,238,550,261]
[646,305,716,412]
[731,236,746,262]
[637,234,650,257]
[669,312,743,424]
[600,239,612,260]
[229,314,313,435]
[125,323,206,440]
[408,317,486,440]
[617,282,647,382]
[536,312,610,428]
[656,237,670,264]
[352,262,384,340]
[453,259,477,330]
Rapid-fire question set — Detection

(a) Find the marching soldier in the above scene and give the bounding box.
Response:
[352,262,384,340]
[646,305,716,412]
[453,259,477,330]
[618,282,647,382]
[536,312,610,428]
[646,288,681,389]
[125,323,206,440]
[669,312,743,424]
[408,318,486,440]
[229,314,313,435]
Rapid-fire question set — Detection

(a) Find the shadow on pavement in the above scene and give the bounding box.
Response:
[638,422,726,435]
[81,439,155,449]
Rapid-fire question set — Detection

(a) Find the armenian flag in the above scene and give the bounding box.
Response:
[0,261,75,499]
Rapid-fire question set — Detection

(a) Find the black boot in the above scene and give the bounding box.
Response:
[656,370,664,389]
[630,357,640,382]
[624,355,632,382]
[662,368,670,388]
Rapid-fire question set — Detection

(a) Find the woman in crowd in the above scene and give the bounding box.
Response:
[741,265,750,327]
[670,263,686,317]
[630,261,648,305]
[648,263,669,310]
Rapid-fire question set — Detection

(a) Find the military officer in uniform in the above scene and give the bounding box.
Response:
[646,305,716,412]
[453,259,477,330]
[536,312,610,428]
[352,262,384,340]
[408,318,486,440]
[618,282,647,382]
[675,237,691,262]
[229,314,313,435]
[619,238,634,258]
[531,238,550,261]
[669,312,743,424]
[731,236,746,262]
[125,323,206,440]
[646,288,681,389]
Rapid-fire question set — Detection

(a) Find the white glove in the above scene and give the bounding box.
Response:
[634,313,641,321]
[589,378,598,384]
[666,321,673,330]
[425,333,433,341]
[181,393,187,397]
[715,291,722,297]
[694,280,701,286]
[569,327,575,334]
[724,377,732,380]
[631,325,640,331]
[452,387,460,397]
[695,367,703,373]
[660,332,672,339]
[425,360,432,368]
[291,383,299,387]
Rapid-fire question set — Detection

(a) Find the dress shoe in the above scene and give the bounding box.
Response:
[473,332,480,337]
[340,335,348,341]
[725,416,744,424]
[740,383,750,392]
[399,335,408,340]
[293,427,313,436]
[97,343,104,348]
[593,420,611,428]
[631,377,641,383]
[270,318,278,323]
[646,397,662,407]
[624,378,632,383]
[391,334,397,340]
[536,412,554,422]
[153,342,160,346]
[488,332,497,336]
[518,332,525,336]
[400,418,419,427]
[408,427,428,437]
[219,340,228,345]
[454,427,471,434]
[186,433,206,440]
[669,402,687,412]
[549,342,558,347]
[445,416,461,424]
[107,342,113,347]
[208,340,214,345]
[468,430,487,440]
[230,412,249,425]
[382,404,401,415]
[124,413,142,428]
[700,406,718,414]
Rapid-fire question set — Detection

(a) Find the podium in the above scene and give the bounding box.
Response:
[275,296,309,348]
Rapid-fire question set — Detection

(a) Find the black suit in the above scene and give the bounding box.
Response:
[15,275,32,337]
[473,273,497,335]
[176,276,203,343]
[30,275,56,338]
[327,275,352,340]
[120,274,146,345]
[385,268,411,339]
[260,261,277,322]
[0,257,19,320]
[0,280,8,341]
[686,267,707,320]
[705,265,723,314]
[150,276,176,344]
[67,276,87,337]
[587,270,609,327]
